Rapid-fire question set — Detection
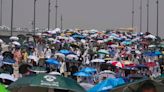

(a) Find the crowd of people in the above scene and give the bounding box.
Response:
[0,28,164,92]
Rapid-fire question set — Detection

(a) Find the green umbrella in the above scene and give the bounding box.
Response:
[110,79,164,92]
[0,84,9,92]
[8,74,86,92]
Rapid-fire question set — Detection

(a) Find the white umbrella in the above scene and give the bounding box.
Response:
[12,41,21,46]
[36,33,42,36]
[0,73,17,81]
[48,38,55,41]
[10,36,19,40]
[91,59,105,63]
[0,39,3,44]
[135,50,142,54]
[148,45,156,48]
[28,55,39,62]
[98,49,109,54]
[54,53,65,58]
[99,70,116,75]
[66,54,79,60]
[145,34,156,39]
[49,71,61,75]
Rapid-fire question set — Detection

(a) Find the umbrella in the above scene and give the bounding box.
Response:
[28,55,38,62]
[12,41,21,46]
[8,74,85,92]
[80,67,96,73]
[97,49,109,54]
[88,78,125,92]
[80,83,94,91]
[0,84,9,92]
[112,62,124,68]
[10,36,19,40]
[0,39,3,44]
[91,59,105,63]
[29,66,47,73]
[115,79,164,92]
[46,58,60,65]
[66,54,79,60]
[3,58,15,65]
[144,34,156,39]
[59,49,72,55]
[49,71,61,75]
[99,70,116,75]
[54,53,65,58]
[0,73,16,82]
[148,45,156,48]
[73,71,92,77]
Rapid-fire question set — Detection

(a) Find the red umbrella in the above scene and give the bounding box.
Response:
[112,62,124,68]
[145,62,156,67]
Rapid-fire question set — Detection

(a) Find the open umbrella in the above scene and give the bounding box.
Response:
[73,71,91,77]
[80,67,96,73]
[46,58,60,65]
[0,73,16,82]
[54,53,65,58]
[59,49,72,55]
[12,41,21,46]
[8,74,85,92]
[112,62,124,68]
[97,49,109,54]
[66,54,79,60]
[0,39,3,44]
[91,59,105,63]
[49,71,61,75]
[10,36,19,41]
[29,66,47,73]
[88,78,125,92]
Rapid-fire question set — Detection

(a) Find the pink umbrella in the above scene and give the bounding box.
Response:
[112,62,124,68]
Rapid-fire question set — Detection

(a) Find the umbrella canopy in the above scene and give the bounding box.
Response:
[97,49,109,55]
[112,62,124,68]
[28,55,39,62]
[99,70,116,75]
[29,67,47,73]
[8,74,85,92]
[12,41,21,46]
[46,58,60,65]
[91,59,105,63]
[49,71,61,75]
[66,54,79,60]
[59,49,72,55]
[88,78,125,92]
[10,36,19,41]
[0,73,16,82]
[54,53,65,58]
[73,71,92,77]
[3,58,15,65]
[80,67,96,73]
[0,39,3,44]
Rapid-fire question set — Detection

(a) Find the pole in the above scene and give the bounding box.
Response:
[11,0,14,36]
[48,0,50,30]
[156,0,159,36]
[55,0,58,28]
[146,0,149,32]
[60,14,63,30]
[132,0,134,28]
[0,0,2,26]
[33,0,36,35]
[140,0,142,32]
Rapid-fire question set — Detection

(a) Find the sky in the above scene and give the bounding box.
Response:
[1,0,164,36]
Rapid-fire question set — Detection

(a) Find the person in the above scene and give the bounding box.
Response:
[137,80,157,92]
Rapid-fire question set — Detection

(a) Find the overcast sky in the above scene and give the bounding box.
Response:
[2,0,164,36]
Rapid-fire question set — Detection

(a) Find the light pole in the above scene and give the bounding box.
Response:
[156,0,159,36]
[140,0,142,32]
[11,0,14,36]
[33,0,37,35]
[146,0,149,33]
[55,0,58,28]
[131,0,134,28]
[48,0,50,30]
[60,14,63,30]
[0,0,2,26]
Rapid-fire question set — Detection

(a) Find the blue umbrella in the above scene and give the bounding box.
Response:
[88,78,125,92]
[3,58,15,65]
[46,58,60,65]
[80,67,96,73]
[59,49,71,55]
[154,51,161,55]
[72,34,85,39]
[73,71,91,77]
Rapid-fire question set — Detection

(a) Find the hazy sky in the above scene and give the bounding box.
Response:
[2,0,164,36]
